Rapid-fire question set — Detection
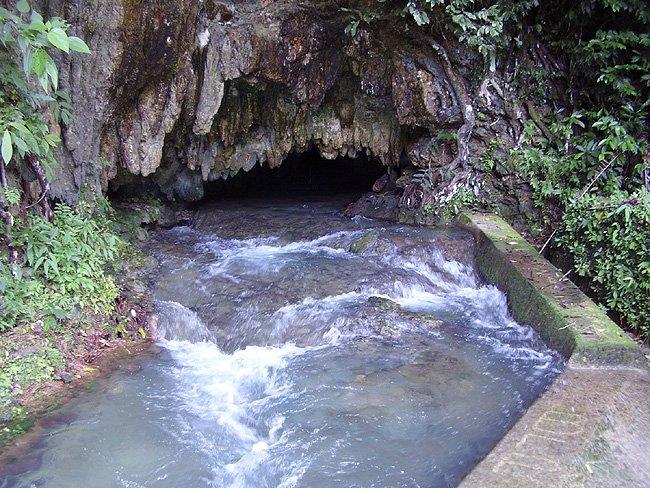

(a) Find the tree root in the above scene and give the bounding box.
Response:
[396,37,480,212]
[411,38,477,206]
[478,76,504,106]
[428,39,475,172]
[0,162,18,265]
[26,154,53,222]
[525,100,554,141]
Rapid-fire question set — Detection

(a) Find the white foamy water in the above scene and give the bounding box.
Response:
[202,230,361,278]
[2,199,563,488]
[155,300,215,342]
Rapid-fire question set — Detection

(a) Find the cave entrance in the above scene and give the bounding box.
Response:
[203,149,385,201]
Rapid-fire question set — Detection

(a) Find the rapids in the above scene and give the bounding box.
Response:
[1,197,563,488]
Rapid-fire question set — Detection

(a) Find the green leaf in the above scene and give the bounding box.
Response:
[11,133,28,154]
[38,74,49,93]
[32,48,49,76]
[22,47,33,76]
[30,10,43,23]
[2,130,13,165]
[43,315,57,331]
[29,18,47,32]
[345,20,360,37]
[3,187,21,206]
[47,27,69,52]
[45,59,58,91]
[9,121,29,133]
[44,134,61,147]
[16,0,30,14]
[68,36,91,54]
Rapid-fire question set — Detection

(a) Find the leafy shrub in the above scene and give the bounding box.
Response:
[0,204,121,330]
[510,115,649,338]
[347,1,539,70]
[1,0,89,173]
[509,106,647,211]
[369,0,650,338]
[557,192,649,338]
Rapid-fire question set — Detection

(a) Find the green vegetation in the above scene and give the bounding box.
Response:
[0,1,121,334]
[1,203,121,331]
[507,0,649,339]
[0,407,35,445]
[1,346,64,411]
[558,192,649,338]
[0,3,155,434]
[347,1,649,339]
[0,194,155,439]
[0,0,89,218]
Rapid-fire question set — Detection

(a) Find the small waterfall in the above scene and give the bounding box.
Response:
[146,210,564,486]
[155,300,215,343]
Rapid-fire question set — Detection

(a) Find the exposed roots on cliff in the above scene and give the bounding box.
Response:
[25,155,53,222]
[428,39,475,172]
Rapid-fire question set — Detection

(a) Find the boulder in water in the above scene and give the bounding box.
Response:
[348,231,379,254]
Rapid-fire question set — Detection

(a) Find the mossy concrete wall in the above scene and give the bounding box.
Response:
[459,212,643,367]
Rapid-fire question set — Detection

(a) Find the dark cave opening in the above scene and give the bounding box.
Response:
[108,148,389,209]
[203,149,386,200]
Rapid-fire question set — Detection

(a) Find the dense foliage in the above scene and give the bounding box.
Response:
[0,2,120,333]
[509,0,649,339]
[348,0,649,338]
[0,204,121,331]
[0,0,88,182]
[557,192,649,337]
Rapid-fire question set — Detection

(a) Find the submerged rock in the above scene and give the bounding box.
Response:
[349,231,379,254]
[366,296,398,312]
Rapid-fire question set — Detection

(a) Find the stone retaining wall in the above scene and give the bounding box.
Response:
[459,212,643,367]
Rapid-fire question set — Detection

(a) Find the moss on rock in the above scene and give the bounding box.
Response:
[459,212,644,367]
[349,231,379,254]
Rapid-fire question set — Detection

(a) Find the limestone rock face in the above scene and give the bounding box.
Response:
[36,0,520,205]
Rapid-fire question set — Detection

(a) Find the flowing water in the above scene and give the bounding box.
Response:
[1,197,563,488]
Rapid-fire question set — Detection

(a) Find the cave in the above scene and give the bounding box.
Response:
[108,148,390,211]
[202,149,386,200]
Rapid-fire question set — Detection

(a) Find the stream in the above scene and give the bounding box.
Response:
[1,197,563,488]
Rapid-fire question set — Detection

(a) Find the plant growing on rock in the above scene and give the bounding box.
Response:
[0,203,121,331]
[345,1,649,339]
[0,2,122,332]
[345,0,540,213]
[0,0,89,229]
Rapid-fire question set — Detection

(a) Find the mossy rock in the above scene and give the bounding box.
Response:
[0,407,35,449]
[349,231,379,254]
[366,295,398,312]
[459,212,645,368]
